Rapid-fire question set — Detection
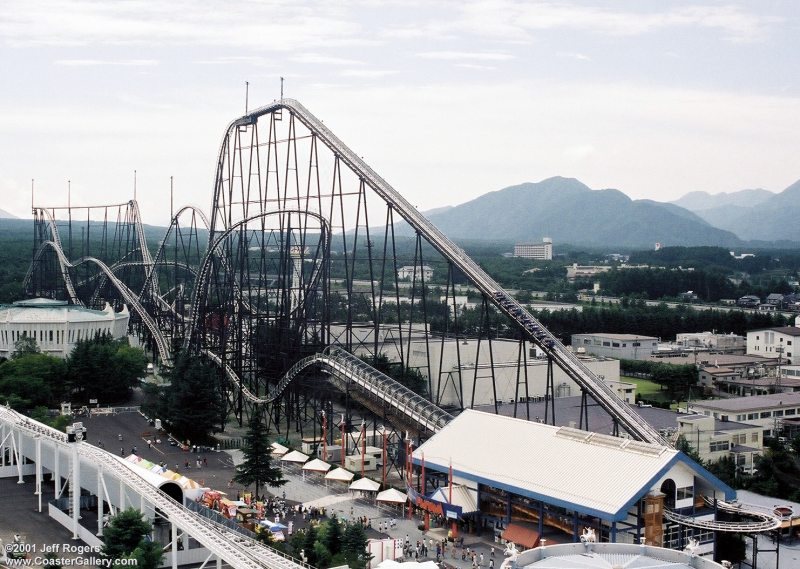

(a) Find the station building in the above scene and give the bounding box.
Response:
[0,298,129,359]
[412,410,734,556]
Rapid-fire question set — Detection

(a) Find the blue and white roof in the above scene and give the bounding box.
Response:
[412,409,733,521]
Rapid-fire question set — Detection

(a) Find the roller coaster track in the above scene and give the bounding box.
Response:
[23,208,81,305]
[205,346,453,434]
[0,405,311,569]
[27,240,172,366]
[235,99,665,445]
[664,497,780,533]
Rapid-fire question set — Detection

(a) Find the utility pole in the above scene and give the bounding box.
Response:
[245,81,249,113]
[280,76,284,100]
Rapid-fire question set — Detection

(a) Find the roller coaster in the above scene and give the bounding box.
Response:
[26,98,667,446]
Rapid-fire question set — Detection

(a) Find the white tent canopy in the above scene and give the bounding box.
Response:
[271,442,289,456]
[325,467,355,482]
[280,450,309,463]
[376,560,438,569]
[302,458,332,472]
[376,488,408,504]
[349,477,381,492]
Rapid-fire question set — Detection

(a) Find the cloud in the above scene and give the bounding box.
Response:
[417,51,514,61]
[0,0,369,50]
[448,1,780,43]
[455,63,497,71]
[340,69,398,78]
[290,53,364,66]
[557,52,591,62]
[54,59,158,66]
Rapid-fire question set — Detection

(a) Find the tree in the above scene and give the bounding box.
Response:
[232,409,285,501]
[323,515,343,555]
[165,351,225,441]
[0,352,67,410]
[342,523,371,569]
[125,541,164,569]
[12,335,40,358]
[67,335,147,404]
[102,508,156,562]
[675,435,704,465]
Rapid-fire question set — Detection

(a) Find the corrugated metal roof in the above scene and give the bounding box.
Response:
[412,410,681,520]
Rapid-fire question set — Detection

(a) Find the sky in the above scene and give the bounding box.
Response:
[1,0,799,226]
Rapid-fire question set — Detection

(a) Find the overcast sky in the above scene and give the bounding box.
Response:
[1,0,798,226]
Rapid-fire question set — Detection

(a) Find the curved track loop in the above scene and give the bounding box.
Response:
[23,210,81,304]
[29,240,172,365]
[141,204,209,303]
[221,99,664,445]
[665,497,780,533]
[205,346,453,435]
[0,405,311,569]
[186,209,330,352]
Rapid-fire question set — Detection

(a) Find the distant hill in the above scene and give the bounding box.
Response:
[712,179,800,241]
[424,177,742,248]
[672,188,773,211]
[671,188,774,231]
[0,208,19,219]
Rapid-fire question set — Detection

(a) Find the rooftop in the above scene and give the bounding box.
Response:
[749,326,800,337]
[573,333,658,341]
[412,409,732,521]
[691,391,800,413]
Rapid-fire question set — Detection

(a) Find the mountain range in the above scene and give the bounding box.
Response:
[417,176,800,248]
[0,208,18,219]
[423,177,741,249]
[670,180,800,242]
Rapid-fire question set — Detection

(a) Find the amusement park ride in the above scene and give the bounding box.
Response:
[19,98,789,557]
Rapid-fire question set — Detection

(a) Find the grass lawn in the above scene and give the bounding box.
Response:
[621,376,671,402]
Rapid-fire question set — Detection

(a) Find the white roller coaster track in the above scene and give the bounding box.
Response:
[22,209,82,305]
[665,497,781,533]
[204,346,453,434]
[231,99,665,445]
[27,240,172,366]
[0,405,312,569]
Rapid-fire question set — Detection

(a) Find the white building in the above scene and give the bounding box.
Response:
[676,414,762,470]
[396,265,433,281]
[675,332,745,352]
[690,391,800,438]
[513,238,553,260]
[571,333,659,360]
[413,410,734,554]
[0,298,129,359]
[747,326,800,365]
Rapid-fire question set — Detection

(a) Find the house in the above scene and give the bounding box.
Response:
[747,326,800,364]
[737,295,761,308]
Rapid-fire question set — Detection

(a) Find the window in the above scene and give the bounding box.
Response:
[760,411,771,418]
[603,341,610,346]
[612,342,620,347]
[710,441,730,452]
[633,342,641,347]
[737,414,745,421]
[751,432,759,443]
[775,410,784,417]
[788,341,793,346]
[733,434,747,445]
[748,413,757,420]
[786,409,796,416]
[677,486,694,500]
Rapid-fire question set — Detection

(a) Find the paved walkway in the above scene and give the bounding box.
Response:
[235,458,506,569]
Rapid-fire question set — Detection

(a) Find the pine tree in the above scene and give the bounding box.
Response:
[166,351,225,441]
[343,523,371,569]
[302,523,319,566]
[323,515,343,555]
[102,508,154,561]
[232,409,285,501]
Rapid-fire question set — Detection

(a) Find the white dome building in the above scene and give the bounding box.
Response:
[0,298,129,359]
